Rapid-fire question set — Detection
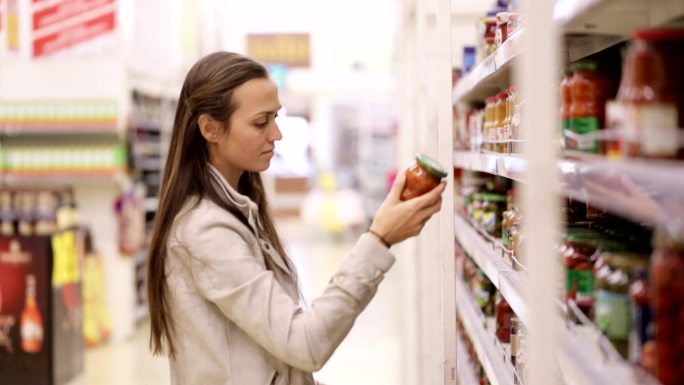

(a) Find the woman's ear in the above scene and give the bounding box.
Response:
[198,113,221,143]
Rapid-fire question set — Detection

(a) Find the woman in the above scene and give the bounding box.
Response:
[147,51,445,385]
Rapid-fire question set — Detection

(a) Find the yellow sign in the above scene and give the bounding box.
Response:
[247,33,311,68]
[52,231,80,286]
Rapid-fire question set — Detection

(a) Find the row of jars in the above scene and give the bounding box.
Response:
[562,29,684,159]
[478,10,522,61]
[456,28,684,161]
[459,86,523,154]
[0,188,78,237]
[460,252,525,384]
[561,224,684,385]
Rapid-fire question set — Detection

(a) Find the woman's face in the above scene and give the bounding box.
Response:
[211,77,282,184]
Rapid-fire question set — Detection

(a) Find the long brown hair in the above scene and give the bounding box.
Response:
[147,51,297,357]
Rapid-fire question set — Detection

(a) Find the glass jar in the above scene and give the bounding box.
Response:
[400,153,447,201]
[495,92,508,153]
[495,12,509,47]
[610,29,684,159]
[508,86,521,152]
[483,97,495,152]
[629,269,655,372]
[562,229,600,317]
[482,14,498,58]
[474,269,496,317]
[567,61,609,153]
[495,292,514,343]
[502,189,518,261]
[481,193,507,238]
[595,250,650,359]
[560,66,574,144]
[650,229,684,385]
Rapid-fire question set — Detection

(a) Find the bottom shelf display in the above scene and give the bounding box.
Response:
[455,267,519,385]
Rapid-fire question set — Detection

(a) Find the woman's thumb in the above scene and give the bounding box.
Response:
[387,170,406,201]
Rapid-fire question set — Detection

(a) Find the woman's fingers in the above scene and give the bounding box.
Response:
[410,181,446,209]
[387,171,407,202]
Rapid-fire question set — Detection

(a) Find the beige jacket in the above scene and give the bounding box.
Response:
[165,165,395,385]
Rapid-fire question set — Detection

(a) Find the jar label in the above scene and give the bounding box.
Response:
[596,290,631,340]
[566,268,595,300]
[482,211,496,235]
[568,117,600,153]
[625,103,678,156]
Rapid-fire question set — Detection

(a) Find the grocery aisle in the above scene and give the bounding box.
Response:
[84,216,404,385]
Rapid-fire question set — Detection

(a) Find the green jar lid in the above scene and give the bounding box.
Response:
[573,61,597,72]
[416,153,447,179]
[564,228,602,245]
[481,193,507,203]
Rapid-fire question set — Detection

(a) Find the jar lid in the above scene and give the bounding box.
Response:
[416,153,447,179]
[573,61,597,72]
[564,231,600,246]
[481,193,507,203]
[634,28,684,41]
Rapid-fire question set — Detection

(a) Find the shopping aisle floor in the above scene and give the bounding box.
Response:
[85,217,405,385]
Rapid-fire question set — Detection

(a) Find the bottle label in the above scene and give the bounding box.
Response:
[595,290,631,340]
[568,117,600,152]
[21,321,44,347]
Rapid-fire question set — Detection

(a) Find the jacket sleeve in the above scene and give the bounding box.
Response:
[177,217,395,373]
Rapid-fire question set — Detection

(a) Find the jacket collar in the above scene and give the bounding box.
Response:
[207,164,294,283]
[208,164,260,231]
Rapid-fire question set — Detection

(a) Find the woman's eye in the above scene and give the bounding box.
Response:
[255,121,268,128]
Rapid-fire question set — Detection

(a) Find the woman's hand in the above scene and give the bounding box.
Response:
[369,171,446,247]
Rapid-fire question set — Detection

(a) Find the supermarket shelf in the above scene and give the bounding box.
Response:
[556,320,661,385]
[454,150,684,230]
[455,276,516,385]
[1,170,126,185]
[454,215,528,324]
[561,152,684,230]
[1,125,119,136]
[555,0,684,35]
[452,30,522,104]
[453,150,526,182]
[456,328,481,385]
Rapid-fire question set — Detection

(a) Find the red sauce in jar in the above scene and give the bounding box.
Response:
[613,29,684,158]
[650,229,684,385]
[400,154,447,201]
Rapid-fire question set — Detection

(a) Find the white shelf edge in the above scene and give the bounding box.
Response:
[555,324,659,385]
[455,276,516,385]
[454,150,684,229]
[553,0,605,27]
[454,215,528,324]
[453,150,527,182]
[453,30,522,104]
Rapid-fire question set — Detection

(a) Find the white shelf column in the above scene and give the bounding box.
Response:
[518,1,562,385]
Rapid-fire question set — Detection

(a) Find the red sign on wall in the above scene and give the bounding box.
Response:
[33,10,115,57]
[33,0,114,31]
